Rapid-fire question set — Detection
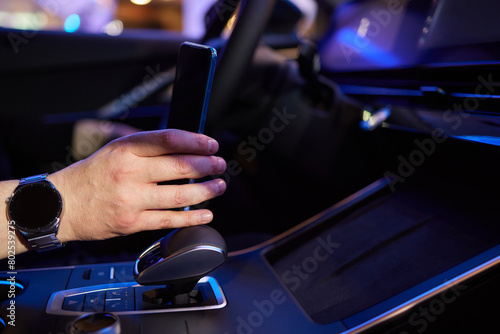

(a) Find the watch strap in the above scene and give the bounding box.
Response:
[25,231,65,251]
[19,173,50,185]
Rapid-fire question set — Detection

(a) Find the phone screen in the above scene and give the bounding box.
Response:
[166,42,217,134]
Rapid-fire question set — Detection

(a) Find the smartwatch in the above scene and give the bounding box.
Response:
[6,173,64,252]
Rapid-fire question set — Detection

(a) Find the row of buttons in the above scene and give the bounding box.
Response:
[63,287,134,312]
[62,285,210,312]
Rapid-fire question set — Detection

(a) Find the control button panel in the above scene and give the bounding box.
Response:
[48,276,226,315]
[62,288,133,312]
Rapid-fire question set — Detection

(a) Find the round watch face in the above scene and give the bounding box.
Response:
[8,182,63,231]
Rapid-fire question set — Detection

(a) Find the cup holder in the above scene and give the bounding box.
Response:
[70,312,120,334]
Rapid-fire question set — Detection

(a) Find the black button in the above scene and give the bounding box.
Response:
[62,294,84,311]
[105,299,134,312]
[113,265,135,282]
[90,268,111,282]
[83,291,105,312]
[106,287,134,299]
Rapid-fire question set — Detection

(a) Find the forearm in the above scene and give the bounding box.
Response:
[0,180,29,260]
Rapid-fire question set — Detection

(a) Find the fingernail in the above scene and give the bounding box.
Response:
[200,211,213,223]
[217,157,226,173]
[215,179,226,195]
[208,139,218,154]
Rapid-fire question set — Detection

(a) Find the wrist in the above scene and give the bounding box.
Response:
[47,171,77,244]
[1,180,29,256]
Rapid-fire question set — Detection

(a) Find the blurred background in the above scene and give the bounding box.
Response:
[0,0,328,40]
[0,0,208,37]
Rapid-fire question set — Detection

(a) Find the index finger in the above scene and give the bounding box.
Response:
[120,129,219,157]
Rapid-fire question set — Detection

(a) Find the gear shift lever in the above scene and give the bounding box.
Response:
[134,225,227,305]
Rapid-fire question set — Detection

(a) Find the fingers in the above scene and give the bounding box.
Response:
[139,209,215,232]
[143,155,226,183]
[147,179,226,210]
[120,129,219,157]
[128,179,226,232]
[144,178,226,209]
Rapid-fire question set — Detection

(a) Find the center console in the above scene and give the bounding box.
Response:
[2,171,500,333]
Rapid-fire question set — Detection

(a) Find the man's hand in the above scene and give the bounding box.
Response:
[49,129,227,243]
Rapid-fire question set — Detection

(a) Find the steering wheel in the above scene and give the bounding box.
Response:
[97,0,278,125]
[204,0,278,132]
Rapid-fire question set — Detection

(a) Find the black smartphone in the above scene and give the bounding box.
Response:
[161,42,217,210]
[165,42,217,133]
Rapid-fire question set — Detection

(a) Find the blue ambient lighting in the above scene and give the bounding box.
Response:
[335,27,401,67]
[455,135,500,147]
[0,279,24,290]
[339,85,423,96]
